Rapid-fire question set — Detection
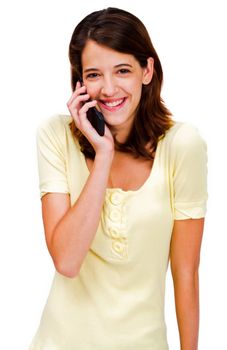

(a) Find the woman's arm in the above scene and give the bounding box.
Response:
[42,152,113,278]
[170,218,205,350]
[39,81,115,278]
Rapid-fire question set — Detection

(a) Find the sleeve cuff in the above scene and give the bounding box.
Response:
[174,200,207,220]
[39,180,70,199]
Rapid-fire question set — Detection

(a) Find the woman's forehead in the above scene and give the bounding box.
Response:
[82,40,138,70]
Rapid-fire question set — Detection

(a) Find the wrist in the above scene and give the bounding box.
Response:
[95,151,114,165]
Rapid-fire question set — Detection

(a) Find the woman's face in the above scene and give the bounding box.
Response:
[81,40,153,138]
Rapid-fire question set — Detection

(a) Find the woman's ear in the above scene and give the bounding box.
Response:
[142,57,154,85]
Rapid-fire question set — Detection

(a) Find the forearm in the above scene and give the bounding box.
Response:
[173,272,200,350]
[51,153,113,277]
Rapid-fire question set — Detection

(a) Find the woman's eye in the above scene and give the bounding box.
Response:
[86,73,99,79]
[118,69,130,74]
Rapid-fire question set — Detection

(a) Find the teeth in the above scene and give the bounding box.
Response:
[103,99,124,107]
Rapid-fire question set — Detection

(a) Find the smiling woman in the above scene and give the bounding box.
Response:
[68,8,173,159]
[80,40,154,139]
[29,7,208,350]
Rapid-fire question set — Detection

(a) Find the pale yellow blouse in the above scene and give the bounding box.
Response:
[29,114,208,350]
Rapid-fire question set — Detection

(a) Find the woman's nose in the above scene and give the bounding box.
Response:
[101,77,118,96]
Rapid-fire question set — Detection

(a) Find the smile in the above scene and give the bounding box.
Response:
[99,98,127,111]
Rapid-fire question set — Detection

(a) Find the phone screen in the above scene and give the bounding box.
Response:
[79,78,105,136]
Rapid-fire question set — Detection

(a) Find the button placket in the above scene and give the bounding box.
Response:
[110,192,124,206]
[109,209,121,222]
[104,190,129,259]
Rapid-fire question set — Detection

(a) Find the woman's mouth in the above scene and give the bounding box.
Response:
[98,97,127,112]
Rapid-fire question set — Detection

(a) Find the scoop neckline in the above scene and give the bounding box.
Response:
[79,140,161,195]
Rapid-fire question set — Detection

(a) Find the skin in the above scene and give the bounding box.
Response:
[81,39,153,143]
[170,218,204,350]
[41,39,204,350]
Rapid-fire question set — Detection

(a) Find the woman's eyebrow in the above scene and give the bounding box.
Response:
[84,63,133,73]
[114,63,133,68]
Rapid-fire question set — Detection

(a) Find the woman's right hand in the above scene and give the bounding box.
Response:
[67,80,115,158]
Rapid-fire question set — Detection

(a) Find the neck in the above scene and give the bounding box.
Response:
[109,121,133,144]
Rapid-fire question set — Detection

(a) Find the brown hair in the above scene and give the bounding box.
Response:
[68,7,174,160]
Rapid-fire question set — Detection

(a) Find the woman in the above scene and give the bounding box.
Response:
[29,7,208,350]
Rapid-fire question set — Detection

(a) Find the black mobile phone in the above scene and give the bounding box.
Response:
[79,78,105,136]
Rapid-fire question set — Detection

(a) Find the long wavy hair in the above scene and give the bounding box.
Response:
[68,7,174,160]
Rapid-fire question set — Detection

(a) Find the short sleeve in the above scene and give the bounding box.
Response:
[36,115,70,199]
[171,123,208,220]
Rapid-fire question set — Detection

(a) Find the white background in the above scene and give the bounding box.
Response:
[0,0,226,349]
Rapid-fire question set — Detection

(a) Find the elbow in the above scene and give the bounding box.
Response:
[170,259,200,283]
[54,258,80,279]
[49,236,81,279]
[171,267,200,287]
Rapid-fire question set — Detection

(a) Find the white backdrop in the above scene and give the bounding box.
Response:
[0,0,226,349]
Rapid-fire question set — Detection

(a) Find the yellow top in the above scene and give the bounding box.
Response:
[29,114,208,350]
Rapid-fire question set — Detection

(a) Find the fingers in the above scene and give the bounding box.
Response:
[66,80,98,135]
[79,99,97,114]
[66,83,86,106]
[66,81,114,155]
[66,81,88,126]
[68,92,90,111]
[77,100,98,136]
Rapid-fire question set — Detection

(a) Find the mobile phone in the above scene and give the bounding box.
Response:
[79,78,105,136]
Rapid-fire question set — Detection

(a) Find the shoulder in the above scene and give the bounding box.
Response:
[36,114,75,156]
[37,114,73,135]
[36,114,74,145]
[163,121,207,153]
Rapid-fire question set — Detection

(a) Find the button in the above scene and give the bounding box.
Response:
[112,241,124,254]
[109,227,121,239]
[109,209,121,222]
[110,192,123,205]
[105,227,127,239]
